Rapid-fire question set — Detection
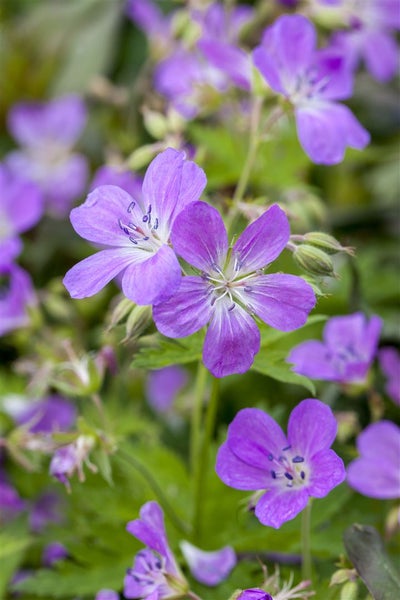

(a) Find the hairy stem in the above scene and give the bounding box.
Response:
[190,360,208,476]
[301,500,313,582]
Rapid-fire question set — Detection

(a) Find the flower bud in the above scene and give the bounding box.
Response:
[303,232,354,255]
[293,244,335,277]
[340,581,358,600]
[142,108,169,140]
[127,144,159,170]
[124,304,153,341]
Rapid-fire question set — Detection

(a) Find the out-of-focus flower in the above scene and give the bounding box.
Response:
[11,395,76,434]
[0,473,25,521]
[29,491,64,533]
[125,0,173,56]
[0,164,43,265]
[95,590,120,600]
[146,366,188,413]
[180,541,236,586]
[42,542,68,567]
[0,263,36,337]
[253,14,370,164]
[90,165,143,200]
[379,347,400,406]
[49,435,96,490]
[216,399,345,528]
[64,148,206,305]
[6,95,88,217]
[287,312,382,385]
[317,0,400,81]
[347,421,400,499]
[153,202,315,378]
[124,501,188,599]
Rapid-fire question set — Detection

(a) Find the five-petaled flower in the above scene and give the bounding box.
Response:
[216,399,345,528]
[346,421,400,500]
[124,501,188,599]
[253,14,370,164]
[287,312,382,385]
[63,148,206,306]
[153,201,316,378]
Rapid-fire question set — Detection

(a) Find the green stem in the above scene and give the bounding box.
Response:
[190,360,208,476]
[301,500,313,582]
[192,375,219,542]
[117,449,190,537]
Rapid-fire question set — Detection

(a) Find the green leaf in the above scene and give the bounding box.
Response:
[251,349,316,394]
[343,524,400,600]
[0,518,32,598]
[131,332,203,369]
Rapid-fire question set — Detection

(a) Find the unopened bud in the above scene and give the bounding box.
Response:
[127,144,159,170]
[107,296,135,331]
[142,107,169,140]
[293,244,335,277]
[340,580,358,600]
[124,305,153,341]
[303,232,354,255]
[330,568,357,586]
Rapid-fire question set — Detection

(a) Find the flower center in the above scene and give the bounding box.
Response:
[118,201,162,253]
[267,445,308,489]
[202,260,257,313]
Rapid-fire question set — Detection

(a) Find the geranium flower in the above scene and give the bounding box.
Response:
[379,347,400,406]
[253,14,370,164]
[237,591,272,600]
[179,541,236,586]
[0,164,43,265]
[287,312,382,385]
[0,263,36,337]
[63,148,206,305]
[146,366,188,413]
[124,501,188,599]
[6,95,88,217]
[317,0,400,81]
[216,399,345,528]
[347,421,400,499]
[153,202,315,378]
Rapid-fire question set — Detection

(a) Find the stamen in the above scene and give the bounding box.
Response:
[284,472,294,480]
[243,286,252,292]
[282,445,292,451]
[142,215,149,223]
[129,236,138,244]
[300,471,305,480]
[268,453,273,461]
[153,218,159,230]
[271,470,277,479]
[127,201,136,212]
[228,303,235,311]
[292,456,304,463]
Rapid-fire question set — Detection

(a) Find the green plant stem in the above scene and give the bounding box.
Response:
[227,101,285,235]
[301,500,313,582]
[192,375,219,542]
[190,360,208,476]
[116,449,190,536]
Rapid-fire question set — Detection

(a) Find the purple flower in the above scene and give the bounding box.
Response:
[379,347,400,406]
[30,491,64,533]
[125,0,172,46]
[253,15,370,164]
[42,542,68,567]
[63,148,206,305]
[216,399,345,528]
[0,263,36,337]
[90,165,143,200]
[95,590,120,600]
[125,501,188,599]
[347,421,400,499]
[14,395,76,434]
[287,312,382,385]
[179,541,236,586]
[0,474,26,520]
[49,435,95,489]
[319,0,400,81]
[0,164,43,265]
[146,366,188,413]
[237,590,272,600]
[153,202,315,378]
[6,95,88,217]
